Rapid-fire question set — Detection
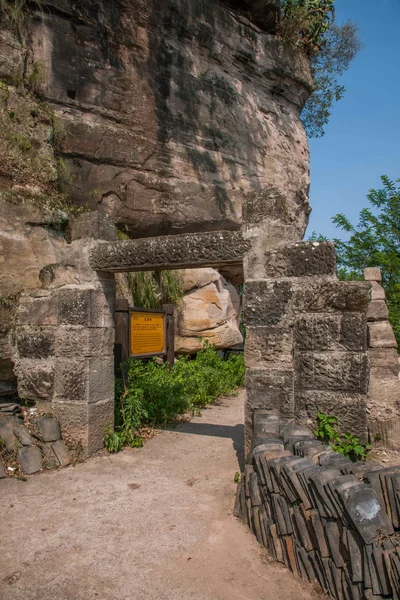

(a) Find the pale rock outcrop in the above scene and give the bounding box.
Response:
[175,269,243,353]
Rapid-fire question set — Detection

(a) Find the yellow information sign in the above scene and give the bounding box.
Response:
[130,311,166,357]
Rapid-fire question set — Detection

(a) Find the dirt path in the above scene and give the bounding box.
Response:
[1,390,320,600]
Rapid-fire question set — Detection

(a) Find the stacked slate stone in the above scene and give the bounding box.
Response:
[0,415,71,478]
[235,410,400,600]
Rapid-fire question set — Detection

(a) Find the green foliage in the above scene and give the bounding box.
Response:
[302,21,362,138]
[234,472,240,483]
[106,344,245,453]
[314,411,339,443]
[311,176,400,349]
[280,0,335,54]
[314,411,371,461]
[279,1,362,138]
[128,270,184,309]
[0,0,43,40]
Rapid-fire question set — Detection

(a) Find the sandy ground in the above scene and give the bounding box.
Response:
[1,390,321,600]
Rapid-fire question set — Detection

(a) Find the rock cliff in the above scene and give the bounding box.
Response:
[0,0,312,398]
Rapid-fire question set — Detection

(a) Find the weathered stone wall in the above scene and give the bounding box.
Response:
[365,268,400,449]
[236,411,400,600]
[243,241,370,453]
[12,214,117,455]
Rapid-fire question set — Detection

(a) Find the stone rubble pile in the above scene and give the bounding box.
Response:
[0,413,71,478]
[235,410,400,600]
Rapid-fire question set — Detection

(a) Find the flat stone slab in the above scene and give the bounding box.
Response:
[51,440,71,467]
[18,445,43,474]
[38,418,61,442]
[13,425,34,446]
[0,422,18,451]
[42,442,59,469]
[343,487,394,544]
[90,230,251,272]
[0,403,22,415]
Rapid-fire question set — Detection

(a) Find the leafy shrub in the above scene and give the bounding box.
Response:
[278,1,362,138]
[314,411,371,461]
[105,344,245,453]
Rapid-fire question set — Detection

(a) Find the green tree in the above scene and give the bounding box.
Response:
[279,1,362,138]
[309,176,400,347]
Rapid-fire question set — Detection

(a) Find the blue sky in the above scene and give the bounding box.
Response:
[306,0,400,239]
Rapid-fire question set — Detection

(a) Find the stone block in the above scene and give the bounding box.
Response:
[340,313,368,352]
[263,242,336,278]
[17,292,58,326]
[295,391,368,441]
[54,358,87,402]
[90,231,250,272]
[244,280,292,326]
[245,369,294,448]
[87,398,114,455]
[295,352,369,393]
[18,445,43,474]
[54,326,114,358]
[0,462,5,478]
[88,289,115,328]
[0,421,18,451]
[13,424,34,446]
[370,281,385,301]
[368,321,397,348]
[364,267,382,282]
[367,300,389,321]
[16,328,54,359]
[39,263,81,289]
[16,359,54,401]
[70,211,117,242]
[253,410,281,436]
[38,417,61,442]
[294,315,339,352]
[368,365,400,409]
[51,440,71,467]
[54,355,113,404]
[53,401,88,447]
[368,348,399,372]
[295,313,367,353]
[291,281,370,314]
[87,356,114,404]
[244,326,293,369]
[58,289,90,326]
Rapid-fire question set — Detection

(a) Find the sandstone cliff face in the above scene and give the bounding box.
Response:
[0,0,312,398]
[24,0,312,239]
[175,268,242,353]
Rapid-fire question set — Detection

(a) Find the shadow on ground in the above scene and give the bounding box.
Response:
[167,421,245,471]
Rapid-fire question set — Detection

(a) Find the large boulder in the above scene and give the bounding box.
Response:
[175,269,243,353]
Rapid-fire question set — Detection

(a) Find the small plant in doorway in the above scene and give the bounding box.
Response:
[104,343,245,453]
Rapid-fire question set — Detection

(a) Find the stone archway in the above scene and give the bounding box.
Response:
[13,211,372,455]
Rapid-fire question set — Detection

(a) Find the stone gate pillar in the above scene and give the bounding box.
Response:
[365,267,400,448]
[242,222,371,454]
[14,212,116,455]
